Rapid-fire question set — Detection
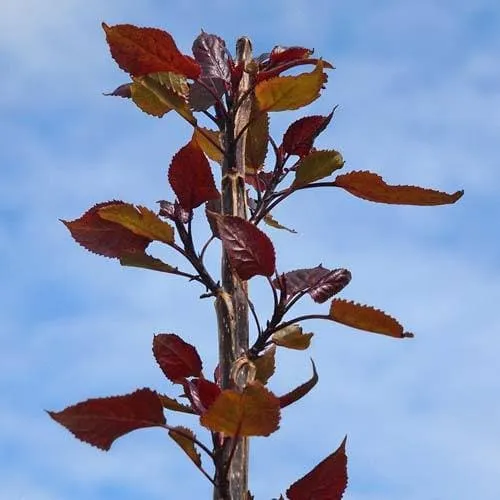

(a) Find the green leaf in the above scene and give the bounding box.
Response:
[263,213,297,234]
[272,324,313,350]
[292,150,344,187]
[119,253,178,274]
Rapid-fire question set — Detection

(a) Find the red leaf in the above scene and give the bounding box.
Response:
[275,266,351,303]
[192,31,231,82]
[282,110,335,157]
[208,213,276,280]
[256,58,334,83]
[268,46,313,67]
[61,201,150,258]
[168,140,220,210]
[182,378,221,414]
[153,334,203,382]
[286,437,348,500]
[102,23,200,79]
[245,171,274,191]
[334,170,464,205]
[47,388,165,451]
[279,360,318,408]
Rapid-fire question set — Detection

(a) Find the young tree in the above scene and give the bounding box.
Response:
[48,23,463,499]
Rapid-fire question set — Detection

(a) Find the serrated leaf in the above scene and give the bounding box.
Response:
[282,110,335,157]
[168,426,202,467]
[246,97,269,171]
[130,80,171,117]
[200,382,280,437]
[263,213,297,234]
[158,394,196,414]
[254,345,276,384]
[192,31,231,82]
[98,203,174,245]
[272,325,313,350]
[193,127,224,164]
[47,388,165,451]
[293,150,344,187]
[276,266,351,303]
[153,334,203,382]
[207,213,276,280]
[256,59,334,83]
[279,360,318,408]
[255,61,327,112]
[168,140,220,210]
[268,46,313,67]
[102,23,200,79]
[329,299,414,338]
[334,171,464,205]
[189,78,226,111]
[286,437,348,500]
[119,253,177,274]
[61,201,151,258]
[182,378,221,414]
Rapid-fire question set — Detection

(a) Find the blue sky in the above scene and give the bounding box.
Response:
[1,0,499,499]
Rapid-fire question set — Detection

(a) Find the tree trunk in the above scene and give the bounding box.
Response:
[213,37,253,500]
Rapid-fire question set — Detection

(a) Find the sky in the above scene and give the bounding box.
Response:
[1,0,499,499]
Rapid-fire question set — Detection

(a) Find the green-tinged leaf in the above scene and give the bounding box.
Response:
[120,253,178,274]
[200,382,280,437]
[168,426,201,467]
[255,61,327,112]
[293,150,344,187]
[98,203,174,245]
[130,80,171,117]
[272,324,313,350]
[246,97,269,171]
[158,394,196,414]
[279,360,318,408]
[254,345,276,385]
[193,127,224,164]
[263,213,297,234]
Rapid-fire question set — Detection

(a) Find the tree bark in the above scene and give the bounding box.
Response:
[213,37,253,500]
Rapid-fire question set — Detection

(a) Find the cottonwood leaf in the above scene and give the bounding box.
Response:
[255,61,327,112]
[263,213,297,234]
[119,253,177,274]
[182,378,221,414]
[47,388,165,451]
[158,394,196,414]
[168,140,220,211]
[334,170,464,205]
[272,325,313,350]
[102,23,200,79]
[200,382,280,437]
[61,201,150,258]
[329,299,414,338]
[282,110,335,157]
[153,334,203,382]
[293,150,344,187]
[193,127,224,164]
[207,213,276,280]
[254,345,276,385]
[275,266,352,303]
[98,203,174,245]
[286,437,348,500]
[168,426,202,467]
[279,360,318,408]
[246,97,269,171]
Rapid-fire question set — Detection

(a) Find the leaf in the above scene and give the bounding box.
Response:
[276,266,352,303]
[98,203,174,245]
[189,78,226,111]
[272,325,313,350]
[129,80,171,117]
[255,61,327,112]
[279,360,318,408]
[286,437,348,500]
[200,382,280,437]
[253,345,276,385]
[168,140,220,210]
[263,213,297,234]
[119,253,178,274]
[282,110,335,157]
[153,334,203,382]
[168,426,202,467]
[193,127,224,164]
[268,46,313,67]
[334,170,464,205]
[256,59,334,83]
[207,213,276,280]
[157,200,191,224]
[192,31,231,82]
[329,299,414,338]
[158,394,196,414]
[182,378,221,414]
[293,150,344,187]
[61,201,151,258]
[245,171,274,192]
[245,97,269,171]
[104,83,132,98]
[47,388,165,451]
[102,23,200,79]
